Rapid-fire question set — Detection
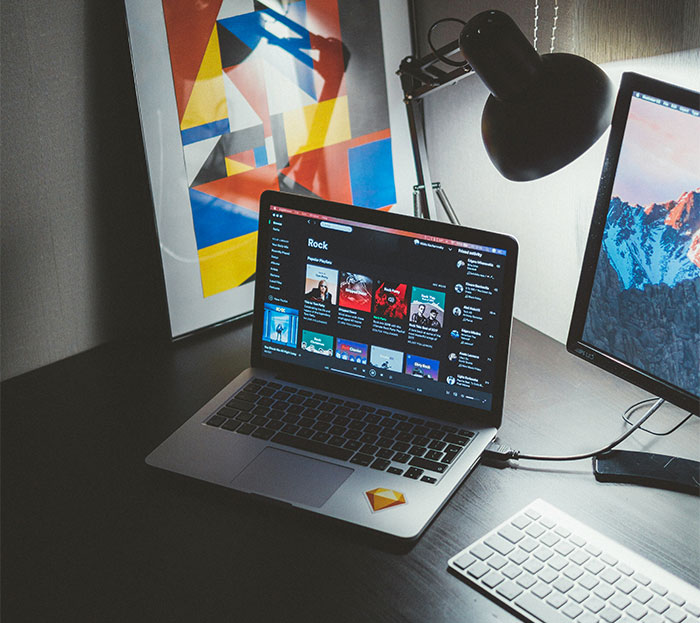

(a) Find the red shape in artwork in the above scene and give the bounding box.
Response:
[281,142,352,205]
[306,0,346,102]
[228,149,256,168]
[162,0,224,123]
[193,164,279,213]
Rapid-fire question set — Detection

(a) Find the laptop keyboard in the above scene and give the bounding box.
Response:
[204,377,475,484]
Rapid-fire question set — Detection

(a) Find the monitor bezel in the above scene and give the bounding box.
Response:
[567,72,700,415]
[252,190,519,428]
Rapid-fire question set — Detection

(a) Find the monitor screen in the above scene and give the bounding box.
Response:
[568,72,699,414]
[252,191,518,423]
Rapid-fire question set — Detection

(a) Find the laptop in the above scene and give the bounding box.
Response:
[146,190,518,539]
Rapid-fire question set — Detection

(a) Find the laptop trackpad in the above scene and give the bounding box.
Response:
[231,447,353,508]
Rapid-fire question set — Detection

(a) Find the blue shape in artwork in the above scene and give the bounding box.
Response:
[218,2,316,101]
[181,118,230,146]
[189,188,259,250]
[348,138,397,209]
[254,145,268,167]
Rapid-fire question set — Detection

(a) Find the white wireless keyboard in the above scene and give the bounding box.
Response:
[448,499,700,623]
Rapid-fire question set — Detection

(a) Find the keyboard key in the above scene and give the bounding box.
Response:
[647,596,670,614]
[252,427,275,440]
[482,571,505,589]
[408,456,447,473]
[515,592,570,623]
[485,534,515,556]
[625,601,648,619]
[221,419,241,432]
[227,399,254,412]
[495,580,523,601]
[516,572,537,590]
[370,458,390,471]
[486,553,507,570]
[498,524,525,544]
[545,591,566,608]
[631,586,653,604]
[599,606,622,622]
[470,542,494,561]
[453,552,476,571]
[387,467,403,475]
[349,453,373,466]
[236,423,256,435]
[206,415,227,427]
[649,582,668,597]
[583,595,606,613]
[404,467,423,479]
[235,390,258,403]
[666,606,688,623]
[561,602,583,619]
[467,561,490,579]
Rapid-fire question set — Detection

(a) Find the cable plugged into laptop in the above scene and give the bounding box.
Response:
[482,441,518,466]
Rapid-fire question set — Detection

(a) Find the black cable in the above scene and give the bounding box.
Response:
[621,398,693,436]
[427,17,470,68]
[484,397,667,462]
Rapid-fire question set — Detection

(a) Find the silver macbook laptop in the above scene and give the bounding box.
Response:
[146,190,518,539]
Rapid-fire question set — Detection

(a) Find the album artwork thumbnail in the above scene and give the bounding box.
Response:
[405,354,440,380]
[338,272,373,312]
[373,281,408,320]
[304,265,339,305]
[262,304,299,346]
[369,345,404,372]
[300,330,334,356]
[335,338,368,364]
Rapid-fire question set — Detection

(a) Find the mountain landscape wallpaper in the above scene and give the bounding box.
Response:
[582,93,699,397]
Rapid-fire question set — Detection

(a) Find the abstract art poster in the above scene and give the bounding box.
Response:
[125,0,413,337]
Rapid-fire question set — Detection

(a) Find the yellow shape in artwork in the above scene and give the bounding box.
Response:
[181,26,228,131]
[225,158,254,177]
[198,231,258,298]
[365,488,407,512]
[283,96,351,157]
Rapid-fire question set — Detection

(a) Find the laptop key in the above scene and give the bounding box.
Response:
[227,399,254,412]
[371,458,390,471]
[236,423,256,435]
[404,467,423,479]
[221,419,241,432]
[252,428,275,440]
[271,432,354,461]
[235,390,259,403]
[206,415,227,427]
[350,453,373,466]
[409,456,448,473]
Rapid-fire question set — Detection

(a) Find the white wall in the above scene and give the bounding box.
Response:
[421,49,699,343]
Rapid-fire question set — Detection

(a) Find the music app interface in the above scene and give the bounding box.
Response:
[260,206,509,411]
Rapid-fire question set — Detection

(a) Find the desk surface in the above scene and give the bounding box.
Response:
[2,318,698,622]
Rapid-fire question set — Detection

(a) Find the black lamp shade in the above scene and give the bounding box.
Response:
[459,10,614,181]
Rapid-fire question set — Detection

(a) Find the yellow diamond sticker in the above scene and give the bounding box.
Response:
[365,488,407,512]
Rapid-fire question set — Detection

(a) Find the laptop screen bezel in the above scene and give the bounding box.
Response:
[250,190,518,428]
[566,72,700,414]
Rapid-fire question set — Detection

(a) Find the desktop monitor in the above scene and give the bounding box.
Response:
[567,72,699,416]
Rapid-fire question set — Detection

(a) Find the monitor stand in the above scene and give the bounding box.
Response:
[594,450,700,496]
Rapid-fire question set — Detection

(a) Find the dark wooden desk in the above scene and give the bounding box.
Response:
[2,319,698,622]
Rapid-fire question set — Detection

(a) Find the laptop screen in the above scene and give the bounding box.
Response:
[253,192,518,422]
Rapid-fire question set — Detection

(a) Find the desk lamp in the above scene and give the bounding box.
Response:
[398,9,614,222]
